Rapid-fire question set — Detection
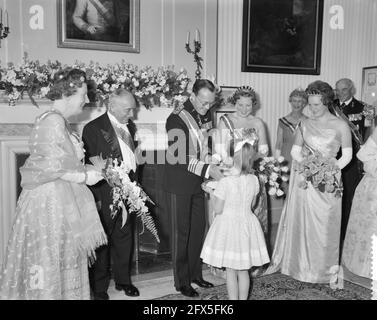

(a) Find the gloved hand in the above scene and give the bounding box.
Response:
[85,170,104,186]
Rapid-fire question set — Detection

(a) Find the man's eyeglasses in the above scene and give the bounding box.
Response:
[196,95,215,108]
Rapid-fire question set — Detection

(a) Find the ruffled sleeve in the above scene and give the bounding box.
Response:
[213,177,227,200]
[20,112,85,189]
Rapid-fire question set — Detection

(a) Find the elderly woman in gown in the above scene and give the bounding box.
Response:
[0,68,107,299]
[342,127,377,280]
[266,81,352,283]
[275,89,308,167]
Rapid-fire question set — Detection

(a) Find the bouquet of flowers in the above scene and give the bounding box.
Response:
[253,156,289,197]
[296,151,342,198]
[89,155,160,243]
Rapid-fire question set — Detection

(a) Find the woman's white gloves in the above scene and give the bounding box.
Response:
[86,170,104,186]
[291,145,304,162]
[258,144,269,156]
[336,147,352,170]
[60,170,104,186]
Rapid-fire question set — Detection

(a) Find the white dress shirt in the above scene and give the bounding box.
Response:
[107,112,137,172]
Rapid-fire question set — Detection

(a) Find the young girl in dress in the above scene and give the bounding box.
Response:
[200,140,270,300]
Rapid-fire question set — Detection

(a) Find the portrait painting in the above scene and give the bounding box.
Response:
[57,0,140,53]
[241,0,324,75]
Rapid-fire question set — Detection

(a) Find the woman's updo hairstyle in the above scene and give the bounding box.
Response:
[228,86,258,107]
[46,68,87,101]
[305,80,335,107]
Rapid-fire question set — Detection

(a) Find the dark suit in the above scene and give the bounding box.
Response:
[333,98,367,246]
[82,112,137,294]
[163,99,212,290]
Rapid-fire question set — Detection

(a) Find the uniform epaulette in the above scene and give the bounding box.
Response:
[173,104,185,114]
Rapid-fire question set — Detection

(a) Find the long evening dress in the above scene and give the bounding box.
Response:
[342,136,377,278]
[266,119,342,283]
[0,110,107,300]
[278,117,300,167]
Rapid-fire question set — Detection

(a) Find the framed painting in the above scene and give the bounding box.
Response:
[361,66,377,128]
[57,0,140,53]
[241,0,324,75]
[361,66,377,106]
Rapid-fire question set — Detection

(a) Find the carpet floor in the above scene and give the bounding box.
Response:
[156,273,372,300]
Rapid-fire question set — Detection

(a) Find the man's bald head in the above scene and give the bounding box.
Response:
[108,88,137,124]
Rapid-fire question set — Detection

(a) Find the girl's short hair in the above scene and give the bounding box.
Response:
[46,68,87,101]
[234,142,257,175]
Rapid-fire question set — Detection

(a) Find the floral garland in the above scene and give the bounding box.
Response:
[0,53,190,109]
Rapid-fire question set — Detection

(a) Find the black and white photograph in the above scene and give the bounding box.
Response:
[0,0,376,306]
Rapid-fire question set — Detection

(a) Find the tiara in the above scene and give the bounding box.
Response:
[306,89,323,97]
[236,85,255,95]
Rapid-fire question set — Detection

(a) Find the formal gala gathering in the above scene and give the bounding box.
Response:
[0,0,376,302]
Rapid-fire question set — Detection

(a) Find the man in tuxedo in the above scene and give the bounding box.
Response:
[82,88,139,300]
[334,78,369,253]
[163,79,223,297]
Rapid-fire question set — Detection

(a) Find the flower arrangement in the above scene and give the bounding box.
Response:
[253,156,289,197]
[80,60,190,109]
[90,155,160,243]
[0,53,62,106]
[0,53,190,109]
[296,151,342,198]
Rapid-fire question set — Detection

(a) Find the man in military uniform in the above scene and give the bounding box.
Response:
[163,79,223,297]
[333,78,370,255]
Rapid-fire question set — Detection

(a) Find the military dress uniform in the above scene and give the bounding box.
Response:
[333,98,368,248]
[163,98,213,290]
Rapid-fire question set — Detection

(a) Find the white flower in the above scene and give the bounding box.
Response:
[281,166,289,173]
[259,166,265,171]
[268,188,277,196]
[40,86,50,97]
[273,166,280,172]
[276,189,284,197]
[277,156,285,163]
[132,78,139,87]
[270,172,278,181]
[282,175,289,182]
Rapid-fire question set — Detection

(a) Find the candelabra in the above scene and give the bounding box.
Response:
[0,9,10,40]
[185,30,203,79]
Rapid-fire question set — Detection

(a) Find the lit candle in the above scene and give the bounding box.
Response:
[6,10,8,28]
[195,29,199,42]
[186,31,190,45]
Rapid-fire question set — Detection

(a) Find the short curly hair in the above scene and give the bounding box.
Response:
[229,86,257,106]
[305,80,334,107]
[46,68,87,101]
[289,88,307,102]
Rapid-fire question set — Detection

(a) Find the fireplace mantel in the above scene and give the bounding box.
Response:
[0,100,172,150]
